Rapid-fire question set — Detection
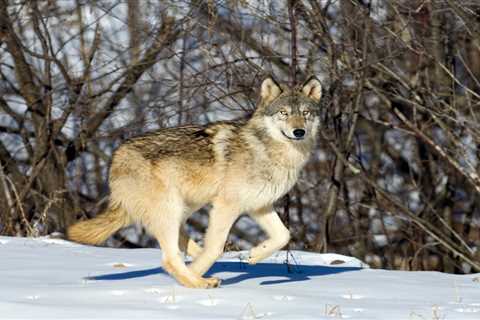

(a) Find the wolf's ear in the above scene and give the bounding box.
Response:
[302,76,322,102]
[260,77,282,104]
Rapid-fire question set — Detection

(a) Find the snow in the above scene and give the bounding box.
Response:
[0,236,479,319]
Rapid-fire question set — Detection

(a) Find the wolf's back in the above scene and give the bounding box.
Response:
[67,205,127,245]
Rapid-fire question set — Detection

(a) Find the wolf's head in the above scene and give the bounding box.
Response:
[254,76,322,143]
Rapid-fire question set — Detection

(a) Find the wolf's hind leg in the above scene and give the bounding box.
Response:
[188,202,240,277]
[248,206,290,265]
[179,228,203,258]
[146,207,219,289]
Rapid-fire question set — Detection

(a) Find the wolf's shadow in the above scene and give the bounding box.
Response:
[86,261,361,286]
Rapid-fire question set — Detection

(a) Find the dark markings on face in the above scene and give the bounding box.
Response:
[264,94,318,117]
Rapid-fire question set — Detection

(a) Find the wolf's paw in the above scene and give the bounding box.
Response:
[189,277,221,289]
[185,276,222,289]
[203,276,221,288]
[247,254,261,265]
[247,246,265,265]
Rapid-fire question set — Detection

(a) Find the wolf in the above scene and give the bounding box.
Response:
[67,76,322,288]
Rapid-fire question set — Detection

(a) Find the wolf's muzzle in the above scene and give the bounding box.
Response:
[293,129,306,138]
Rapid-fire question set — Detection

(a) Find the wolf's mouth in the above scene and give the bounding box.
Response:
[282,130,305,141]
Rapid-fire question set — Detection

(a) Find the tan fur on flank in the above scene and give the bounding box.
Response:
[67,76,323,289]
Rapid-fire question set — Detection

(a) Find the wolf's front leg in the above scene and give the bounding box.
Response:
[188,202,240,277]
[248,206,290,265]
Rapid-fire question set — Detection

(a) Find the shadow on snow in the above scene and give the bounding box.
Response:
[86,261,361,286]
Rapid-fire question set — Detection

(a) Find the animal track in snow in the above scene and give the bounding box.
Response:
[25,295,40,300]
[106,262,134,268]
[110,290,127,296]
[272,295,295,301]
[240,311,274,319]
[158,294,184,304]
[341,293,364,300]
[255,312,274,319]
[144,287,166,295]
[455,307,480,313]
[196,298,222,306]
[449,301,480,312]
[165,305,180,310]
[239,302,274,319]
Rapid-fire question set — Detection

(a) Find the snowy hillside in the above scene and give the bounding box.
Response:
[0,236,479,319]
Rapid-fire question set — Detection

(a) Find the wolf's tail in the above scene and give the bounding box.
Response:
[67,204,128,246]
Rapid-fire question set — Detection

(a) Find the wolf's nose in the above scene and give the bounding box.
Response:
[293,129,305,138]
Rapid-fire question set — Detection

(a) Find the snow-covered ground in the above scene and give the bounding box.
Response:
[0,236,479,319]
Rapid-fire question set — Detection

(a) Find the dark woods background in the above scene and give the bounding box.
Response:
[1,0,480,274]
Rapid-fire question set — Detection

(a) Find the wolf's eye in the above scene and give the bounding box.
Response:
[303,110,311,116]
[279,110,288,117]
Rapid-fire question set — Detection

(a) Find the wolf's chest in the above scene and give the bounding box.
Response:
[238,165,300,210]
